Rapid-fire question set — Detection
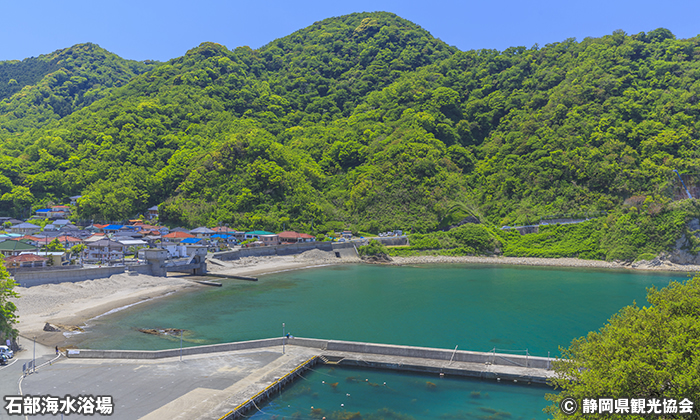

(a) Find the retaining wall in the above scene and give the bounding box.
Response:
[13,266,127,287]
[372,236,409,246]
[212,238,408,261]
[126,264,153,275]
[213,242,335,261]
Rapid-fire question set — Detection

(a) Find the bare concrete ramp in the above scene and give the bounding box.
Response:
[140,347,320,420]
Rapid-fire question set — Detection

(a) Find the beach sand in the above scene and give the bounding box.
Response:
[11,249,700,348]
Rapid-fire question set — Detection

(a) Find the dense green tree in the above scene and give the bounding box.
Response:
[546,277,700,419]
[0,270,19,340]
[0,14,698,255]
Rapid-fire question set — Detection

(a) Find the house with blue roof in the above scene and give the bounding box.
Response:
[102,225,125,233]
[180,237,203,244]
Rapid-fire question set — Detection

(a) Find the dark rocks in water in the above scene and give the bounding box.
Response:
[137,328,184,336]
[43,323,60,332]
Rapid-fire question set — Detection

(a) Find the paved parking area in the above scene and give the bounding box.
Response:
[3,345,321,420]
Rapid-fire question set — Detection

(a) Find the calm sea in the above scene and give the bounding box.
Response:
[74,263,686,357]
[70,264,688,419]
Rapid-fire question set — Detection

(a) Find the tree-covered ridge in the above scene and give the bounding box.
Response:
[0,43,158,136]
[1,14,700,248]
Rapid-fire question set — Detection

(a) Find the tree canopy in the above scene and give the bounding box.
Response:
[0,14,699,245]
[0,266,19,340]
[546,277,700,419]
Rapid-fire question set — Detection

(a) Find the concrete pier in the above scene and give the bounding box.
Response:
[17,338,555,419]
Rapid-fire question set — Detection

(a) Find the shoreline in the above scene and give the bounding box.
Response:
[387,255,700,273]
[12,252,699,349]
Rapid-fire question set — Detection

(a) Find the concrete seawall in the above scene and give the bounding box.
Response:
[212,238,407,261]
[66,337,550,370]
[13,266,127,287]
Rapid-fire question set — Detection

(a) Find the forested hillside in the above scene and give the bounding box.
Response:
[1,12,700,253]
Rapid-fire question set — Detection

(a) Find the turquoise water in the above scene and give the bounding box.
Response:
[250,365,552,420]
[71,264,687,419]
[75,264,686,357]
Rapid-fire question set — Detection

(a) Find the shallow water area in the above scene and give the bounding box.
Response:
[250,365,552,420]
[72,263,686,356]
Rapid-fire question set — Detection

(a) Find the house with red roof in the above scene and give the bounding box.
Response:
[162,231,195,243]
[4,253,48,269]
[36,235,83,248]
[278,231,316,244]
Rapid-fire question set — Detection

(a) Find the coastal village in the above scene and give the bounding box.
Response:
[0,201,389,273]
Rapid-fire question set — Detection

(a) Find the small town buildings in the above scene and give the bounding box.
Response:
[148,205,159,219]
[23,251,69,266]
[102,224,127,234]
[244,230,274,241]
[190,227,216,239]
[4,254,48,269]
[36,235,83,248]
[278,231,316,243]
[259,234,280,246]
[34,205,71,219]
[0,240,38,257]
[85,239,125,264]
[278,231,300,243]
[300,233,315,242]
[162,231,195,243]
[11,235,42,247]
[10,223,41,235]
[211,234,236,245]
[117,239,148,255]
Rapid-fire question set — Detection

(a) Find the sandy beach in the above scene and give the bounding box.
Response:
[11,249,700,348]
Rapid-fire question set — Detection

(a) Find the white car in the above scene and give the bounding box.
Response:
[0,345,13,359]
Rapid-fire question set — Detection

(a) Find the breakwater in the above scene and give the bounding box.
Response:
[66,336,554,382]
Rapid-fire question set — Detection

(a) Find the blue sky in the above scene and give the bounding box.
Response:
[3,0,700,62]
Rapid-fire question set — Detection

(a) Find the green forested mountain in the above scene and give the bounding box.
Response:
[0,43,158,135]
[1,12,700,254]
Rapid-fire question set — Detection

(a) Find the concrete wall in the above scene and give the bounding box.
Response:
[212,237,407,261]
[13,266,126,287]
[126,264,153,275]
[320,340,550,369]
[214,242,336,261]
[66,337,550,369]
[372,236,409,246]
[67,338,283,359]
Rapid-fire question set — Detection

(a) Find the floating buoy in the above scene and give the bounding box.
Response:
[514,379,518,383]
[341,404,344,407]
[365,379,368,382]
[497,378,500,381]
[346,393,350,397]
[322,381,325,384]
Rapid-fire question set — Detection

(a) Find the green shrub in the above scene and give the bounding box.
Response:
[634,253,657,262]
[358,240,389,256]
